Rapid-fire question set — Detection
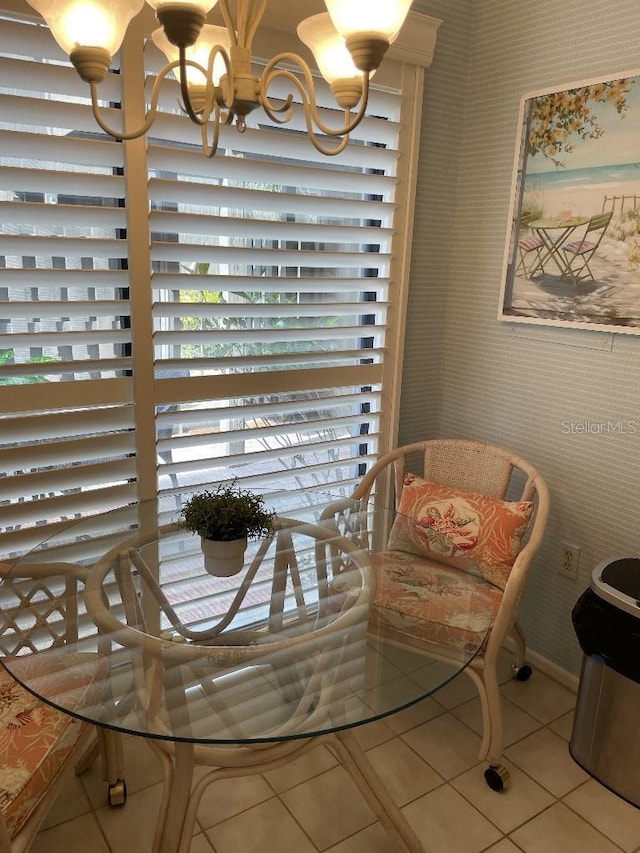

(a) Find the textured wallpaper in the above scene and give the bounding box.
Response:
[404,0,640,675]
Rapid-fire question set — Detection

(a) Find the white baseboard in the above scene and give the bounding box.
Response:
[525,648,579,694]
[503,639,579,693]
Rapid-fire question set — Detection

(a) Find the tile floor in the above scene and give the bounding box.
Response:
[33,654,640,853]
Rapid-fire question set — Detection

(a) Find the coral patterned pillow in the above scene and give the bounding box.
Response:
[387,474,534,589]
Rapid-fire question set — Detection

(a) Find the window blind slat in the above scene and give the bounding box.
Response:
[152,274,389,297]
[0,330,132,348]
[2,432,137,470]
[149,210,392,244]
[0,235,128,257]
[0,129,124,169]
[153,302,386,321]
[0,166,125,197]
[1,301,130,321]
[1,269,130,288]
[148,144,397,196]
[150,244,390,268]
[3,201,126,229]
[155,389,381,426]
[1,407,135,443]
[154,350,383,374]
[148,179,395,222]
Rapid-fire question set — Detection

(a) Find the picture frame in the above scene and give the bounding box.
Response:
[499,69,640,334]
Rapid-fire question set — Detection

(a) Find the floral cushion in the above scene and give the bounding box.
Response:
[0,654,101,839]
[369,551,503,653]
[387,474,534,589]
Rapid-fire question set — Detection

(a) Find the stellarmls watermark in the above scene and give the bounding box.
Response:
[561,420,638,435]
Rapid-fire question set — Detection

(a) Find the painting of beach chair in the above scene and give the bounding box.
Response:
[516,210,545,277]
[560,211,613,284]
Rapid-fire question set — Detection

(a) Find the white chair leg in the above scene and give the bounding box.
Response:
[462,667,490,761]
[510,622,532,680]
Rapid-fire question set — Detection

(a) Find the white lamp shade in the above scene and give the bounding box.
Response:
[147,0,219,13]
[324,0,412,43]
[152,23,230,86]
[297,13,360,85]
[25,0,144,55]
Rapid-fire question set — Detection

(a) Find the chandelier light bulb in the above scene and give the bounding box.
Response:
[324,0,413,43]
[297,13,361,86]
[146,0,220,14]
[25,0,143,55]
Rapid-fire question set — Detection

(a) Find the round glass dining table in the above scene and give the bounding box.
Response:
[0,490,491,853]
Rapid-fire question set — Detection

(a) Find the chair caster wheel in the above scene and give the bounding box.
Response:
[514,664,532,681]
[108,778,127,807]
[484,765,510,792]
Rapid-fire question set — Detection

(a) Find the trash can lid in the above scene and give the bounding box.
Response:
[591,557,640,618]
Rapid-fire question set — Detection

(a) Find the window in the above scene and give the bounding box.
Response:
[0,5,434,559]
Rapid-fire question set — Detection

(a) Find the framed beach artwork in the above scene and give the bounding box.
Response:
[499,70,640,334]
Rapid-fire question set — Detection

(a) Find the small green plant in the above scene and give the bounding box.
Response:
[179,481,274,542]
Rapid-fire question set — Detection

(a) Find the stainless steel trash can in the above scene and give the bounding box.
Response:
[570,557,640,807]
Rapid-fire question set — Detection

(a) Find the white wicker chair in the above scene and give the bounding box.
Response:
[0,560,125,852]
[350,438,550,791]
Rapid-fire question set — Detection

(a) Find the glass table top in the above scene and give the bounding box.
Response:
[0,490,492,745]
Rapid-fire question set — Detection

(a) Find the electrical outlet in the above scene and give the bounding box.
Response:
[560,543,580,579]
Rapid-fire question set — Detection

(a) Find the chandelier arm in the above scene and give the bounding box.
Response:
[262,53,370,139]
[219,0,239,46]
[245,0,268,48]
[207,45,234,111]
[261,68,351,157]
[87,61,181,141]
[202,103,223,158]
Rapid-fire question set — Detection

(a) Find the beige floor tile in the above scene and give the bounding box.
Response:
[410,661,479,709]
[262,744,338,793]
[548,710,574,741]
[366,737,443,806]
[484,841,523,853]
[452,759,554,833]
[505,728,588,798]
[375,642,430,674]
[452,694,542,747]
[280,765,374,849]
[510,801,622,853]
[41,764,93,829]
[565,779,640,852]
[501,670,576,724]
[196,772,274,829]
[402,712,483,779]
[404,784,502,853]
[205,797,316,853]
[95,782,164,853]
[384,695,444,735]
[31,812,110,853]
[352,715,395,751]
[190,833,215,853]
[325,822,396,852]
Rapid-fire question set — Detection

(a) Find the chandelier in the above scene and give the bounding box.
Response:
[25,0,413,157]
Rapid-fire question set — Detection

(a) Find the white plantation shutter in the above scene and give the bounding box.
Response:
[0,12,135,556]
[0,4,431,558]
[145,31,398,501]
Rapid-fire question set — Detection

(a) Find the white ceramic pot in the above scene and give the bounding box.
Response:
[200,536,247,576]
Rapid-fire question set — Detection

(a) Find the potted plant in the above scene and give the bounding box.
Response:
[179,482,275,576]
